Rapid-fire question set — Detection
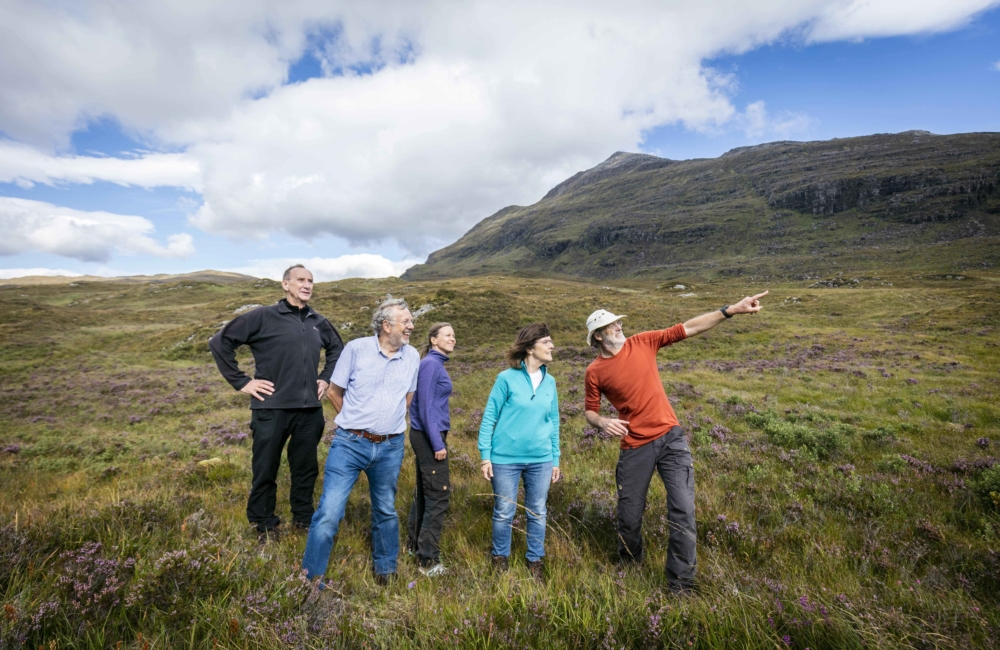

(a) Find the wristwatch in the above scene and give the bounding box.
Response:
[720,305,733,318]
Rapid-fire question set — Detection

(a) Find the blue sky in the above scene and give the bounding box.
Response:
[0,2,998,280]
[644,7,1000,159]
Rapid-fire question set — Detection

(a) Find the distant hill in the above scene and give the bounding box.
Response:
[403,131,1000,281]
[0,270,259,286]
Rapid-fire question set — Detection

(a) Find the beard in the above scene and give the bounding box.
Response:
[602,330,626,352]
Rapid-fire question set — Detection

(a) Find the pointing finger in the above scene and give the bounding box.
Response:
[752,290,769,299]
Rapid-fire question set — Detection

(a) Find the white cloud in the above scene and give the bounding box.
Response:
[228,254,420,282]
[993,60,1000,71]
[739,101,815,138]
[0,141,202,190]
[0,197,196,263]
[806,0,999,42]
[2,0,997,257]
[0,267,84,279]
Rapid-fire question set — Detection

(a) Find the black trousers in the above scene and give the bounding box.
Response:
[615,426,697,590]
[406,428,451,566]
[247,407,325,532]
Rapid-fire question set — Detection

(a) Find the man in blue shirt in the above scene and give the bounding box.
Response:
[302,297,420,585]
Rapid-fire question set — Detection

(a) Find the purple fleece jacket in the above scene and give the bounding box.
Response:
[408,350,453,451]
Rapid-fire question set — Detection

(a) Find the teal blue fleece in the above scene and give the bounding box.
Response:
[478,363,560,466]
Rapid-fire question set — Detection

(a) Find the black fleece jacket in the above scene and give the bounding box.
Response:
[209,299,344,410]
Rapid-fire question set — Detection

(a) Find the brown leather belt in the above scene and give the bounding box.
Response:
[347,429,398,444]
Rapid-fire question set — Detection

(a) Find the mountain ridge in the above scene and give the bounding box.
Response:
[405,130,1000,281]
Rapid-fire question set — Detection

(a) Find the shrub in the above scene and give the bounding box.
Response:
[745,411,849,460]
[129,541,225,621]
[974,466,1000,509]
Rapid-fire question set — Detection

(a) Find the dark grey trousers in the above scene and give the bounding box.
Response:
[406,429,451,566]
[247,407,325,532]
[615,426,697,590]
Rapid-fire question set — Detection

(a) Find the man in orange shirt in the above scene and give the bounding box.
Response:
[584,291,767,593]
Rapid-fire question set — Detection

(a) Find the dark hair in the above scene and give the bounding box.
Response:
[506,323,552,369]
[282,263,307,281]
[422,322,453,357]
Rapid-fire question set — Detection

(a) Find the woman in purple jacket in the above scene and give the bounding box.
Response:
[406,322,456,576]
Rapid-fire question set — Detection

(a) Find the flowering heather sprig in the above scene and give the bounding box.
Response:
[201,420,250,446]
[951,457,998,472]
[463,408,483,436]
[1,444,20,454]
[899,454,939,474]
[978,437,991,449]
[55,542,136,624]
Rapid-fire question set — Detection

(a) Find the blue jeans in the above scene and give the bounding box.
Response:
[302,428,405,578]
[490,462,552,562]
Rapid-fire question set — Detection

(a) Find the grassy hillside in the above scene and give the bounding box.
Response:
[403,131,1000,282]
[1,271,999,648]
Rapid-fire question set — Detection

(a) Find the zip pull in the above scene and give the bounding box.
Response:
[531,394,535,400]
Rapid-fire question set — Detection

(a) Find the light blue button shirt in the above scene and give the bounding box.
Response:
[331,335,420,434]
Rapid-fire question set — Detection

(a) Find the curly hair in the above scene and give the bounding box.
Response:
[371,298,410,335]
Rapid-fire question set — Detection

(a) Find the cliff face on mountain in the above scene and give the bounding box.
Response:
[403,131,1000,281]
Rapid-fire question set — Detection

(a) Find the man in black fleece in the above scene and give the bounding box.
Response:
[210,264,343,541]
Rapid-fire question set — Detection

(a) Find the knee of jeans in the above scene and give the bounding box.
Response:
[525,503,547,520]
[370,498,397,518]
[492,499,516,522]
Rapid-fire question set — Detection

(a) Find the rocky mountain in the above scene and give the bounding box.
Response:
[403,131,1000,281]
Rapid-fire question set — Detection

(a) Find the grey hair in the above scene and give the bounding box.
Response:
[282,264,307,281]
[371,298,410,335]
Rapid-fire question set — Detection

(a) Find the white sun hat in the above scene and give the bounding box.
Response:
[586,309,626,346]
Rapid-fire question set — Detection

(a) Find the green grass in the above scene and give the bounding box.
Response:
[1,272,999,648]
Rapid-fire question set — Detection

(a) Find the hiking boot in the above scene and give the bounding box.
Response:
[374,572,397,587]
[669,582,697,597]
[256,527,281,545]
[491,555,509,573]
[527,559,544,581]
[292,521,311,534]
[418,563,449,577]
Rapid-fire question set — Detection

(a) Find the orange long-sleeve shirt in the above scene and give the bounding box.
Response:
[584,324,687,449]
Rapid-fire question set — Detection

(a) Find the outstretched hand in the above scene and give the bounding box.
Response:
[729,290,768,315]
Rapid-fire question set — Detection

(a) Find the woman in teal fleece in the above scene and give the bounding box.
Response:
[478,323,561,579]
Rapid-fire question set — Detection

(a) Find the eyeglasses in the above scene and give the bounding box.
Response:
[605,320,623,331]
[390,319,414,327]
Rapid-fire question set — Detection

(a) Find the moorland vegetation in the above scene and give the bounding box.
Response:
[1,268,998,648]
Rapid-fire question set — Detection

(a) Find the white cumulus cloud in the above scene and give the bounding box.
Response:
[228,255,420,282]
[805,0,999,41]
[2,0,998,258]
[739,101,815,138]
[0,197,196,263]
[0,141,202,190]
